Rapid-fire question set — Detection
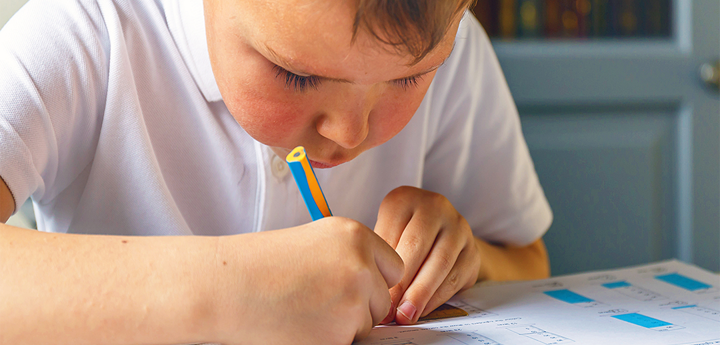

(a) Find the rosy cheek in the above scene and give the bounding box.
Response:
[224,80,311,147]
[210,37,316,148]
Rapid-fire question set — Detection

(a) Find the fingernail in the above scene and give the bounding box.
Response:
[397,301,416,321]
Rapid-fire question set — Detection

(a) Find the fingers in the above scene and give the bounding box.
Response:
[379,299,396,325]
[355,270,393,341]
[422,245,479,317]
[374,189,414,249]
[370,228,405,289]
[359,230,404,338]
[369,269,394,326]
[367,230,403,325]
[322,216,404,289]
[390,210,443,285]
[394,229,463,324]
[379,212,441,322]
[374,187,443,295]
[373,186,481,326]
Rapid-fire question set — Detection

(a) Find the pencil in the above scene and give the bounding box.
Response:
[286,146,333,220]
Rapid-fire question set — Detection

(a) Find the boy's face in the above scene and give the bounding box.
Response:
[204,0,460,168]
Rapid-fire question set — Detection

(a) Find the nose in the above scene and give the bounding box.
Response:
[316,87,376,149]
[316,112,369,149]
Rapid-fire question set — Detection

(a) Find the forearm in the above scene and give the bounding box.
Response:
[475,237,550,282]
[0,224,220,345]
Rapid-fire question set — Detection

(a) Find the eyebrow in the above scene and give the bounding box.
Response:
[262,43,455,83]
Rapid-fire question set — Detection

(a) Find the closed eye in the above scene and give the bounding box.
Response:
[273,65,321,91]
[393,75,423,90]
[272,64,424,92]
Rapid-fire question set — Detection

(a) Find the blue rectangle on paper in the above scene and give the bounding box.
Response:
[612,313,672,328]
[544,289,594,304]
[603,281,631,289]
[671,305,697,310]
[655,273,712,291]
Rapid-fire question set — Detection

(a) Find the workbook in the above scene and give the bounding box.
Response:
[357,260,720,345]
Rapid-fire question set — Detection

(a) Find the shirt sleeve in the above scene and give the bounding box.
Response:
[421,12,552,246]
[0,0,108,213]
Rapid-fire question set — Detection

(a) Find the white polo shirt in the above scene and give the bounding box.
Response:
[0,0,551,245]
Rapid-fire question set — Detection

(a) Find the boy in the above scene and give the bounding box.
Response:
[0,0,552,344]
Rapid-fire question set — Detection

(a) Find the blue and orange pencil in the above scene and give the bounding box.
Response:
[286,146,333,221]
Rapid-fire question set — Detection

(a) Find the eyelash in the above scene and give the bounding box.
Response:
[273,65,321,91]
[394,76,422,90]
[272,65,422,92]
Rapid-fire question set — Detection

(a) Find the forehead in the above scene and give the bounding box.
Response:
[216,0,459,82]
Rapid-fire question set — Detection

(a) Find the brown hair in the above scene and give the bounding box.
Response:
[352,0,476,64]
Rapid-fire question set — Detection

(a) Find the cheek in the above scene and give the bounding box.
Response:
[368,88,428,146]
[218,66,315,147]
[208,33,317,148]
[226,87,305,146]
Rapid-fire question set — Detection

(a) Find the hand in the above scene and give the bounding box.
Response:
[210,217,404,345]
[374,186,481,325]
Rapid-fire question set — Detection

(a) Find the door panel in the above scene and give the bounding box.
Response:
[492,0,720,273]
[522,108,678,275]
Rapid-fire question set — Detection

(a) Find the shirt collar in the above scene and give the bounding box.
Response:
[165,0,223,102]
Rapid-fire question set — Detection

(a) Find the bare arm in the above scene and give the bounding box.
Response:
[0,177,15,222]
[475,237,550,282]
[0,230,219,345]
[0,175,219,344]
[0,178,403,345]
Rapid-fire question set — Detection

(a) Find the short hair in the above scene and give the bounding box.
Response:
[352,0,475,64]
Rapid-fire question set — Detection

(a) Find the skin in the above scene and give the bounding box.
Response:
[0,0,549,343]
[204,0,453,166]
[203,0,550,324]
[0,212,403,344]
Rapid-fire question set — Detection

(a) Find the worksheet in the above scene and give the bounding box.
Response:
[356,260,720,345]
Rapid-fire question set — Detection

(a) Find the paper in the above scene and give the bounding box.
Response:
[356,260,720,345]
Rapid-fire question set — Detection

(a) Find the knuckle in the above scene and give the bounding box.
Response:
[383,186,415,204]
[393,185,418,195]
[428,190,448,205]
[400,233,423,254]
[429,273,463,310]
[436,252,455,272]
[444,270,461,291]
[457,214,469,229]
[418,191,451,214]
[336,217,369,240]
